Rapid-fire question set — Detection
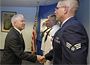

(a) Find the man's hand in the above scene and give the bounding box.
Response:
[37,55,47,64]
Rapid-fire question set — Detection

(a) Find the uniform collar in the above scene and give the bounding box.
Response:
[52,24,59,29]
[61,16,74,27]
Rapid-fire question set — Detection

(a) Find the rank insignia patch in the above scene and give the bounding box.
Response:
[66,42,81,51]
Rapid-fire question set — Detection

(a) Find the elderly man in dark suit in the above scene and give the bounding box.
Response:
[40,0,89,65]
[1,14,41,65]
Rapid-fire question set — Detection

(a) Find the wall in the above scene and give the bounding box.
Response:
[0,6,36,51]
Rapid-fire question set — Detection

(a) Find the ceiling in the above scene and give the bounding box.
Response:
[0,0,59,7]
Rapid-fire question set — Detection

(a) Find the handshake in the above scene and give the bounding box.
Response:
[37,55,47,64]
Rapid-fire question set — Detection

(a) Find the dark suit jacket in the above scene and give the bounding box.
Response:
[45,16,89,65]
[1,27,37,65]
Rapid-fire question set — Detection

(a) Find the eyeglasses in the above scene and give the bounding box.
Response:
[55,6,67,10]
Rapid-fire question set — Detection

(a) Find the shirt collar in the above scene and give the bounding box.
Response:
[61,16,74,27]
[52,24,58,29]
[14,27,21,34]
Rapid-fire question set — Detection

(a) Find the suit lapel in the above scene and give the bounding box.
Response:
[12,27,25,50]
[19,34,25,50]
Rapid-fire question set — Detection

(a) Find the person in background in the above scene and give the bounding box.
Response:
[1,14,41,65]
[40,0,89,65]
[41,14,60,65]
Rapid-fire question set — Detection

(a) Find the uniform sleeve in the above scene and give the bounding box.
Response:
[45,49,53,61]
[9,38,37,63]
[62,25,88,64]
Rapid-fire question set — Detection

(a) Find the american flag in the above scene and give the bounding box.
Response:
[31,27,36,54]
[31,7,38,54]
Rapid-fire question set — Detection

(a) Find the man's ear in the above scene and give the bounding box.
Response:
[14,21,16,26]
[64,6,68,14]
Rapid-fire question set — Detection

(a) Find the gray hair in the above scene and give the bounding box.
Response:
[11,14,24,26]
[59,0,79,14]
